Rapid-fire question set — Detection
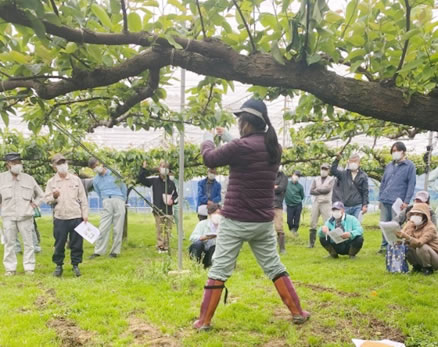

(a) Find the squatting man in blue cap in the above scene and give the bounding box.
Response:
[0,152,44,276]
[318,201,364,259]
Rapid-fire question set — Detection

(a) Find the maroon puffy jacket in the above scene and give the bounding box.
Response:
[201,133,280,223]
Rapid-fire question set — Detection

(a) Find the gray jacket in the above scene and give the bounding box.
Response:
[274,171,288,209]
[310,176,334,203]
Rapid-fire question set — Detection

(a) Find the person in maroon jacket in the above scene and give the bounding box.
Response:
[193,98,310,331]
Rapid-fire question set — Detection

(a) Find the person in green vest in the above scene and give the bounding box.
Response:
[285,170,305,236]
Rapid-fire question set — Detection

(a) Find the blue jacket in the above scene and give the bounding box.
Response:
[317,214,363,241]
[379,159,416,205]
[197,178,221,208]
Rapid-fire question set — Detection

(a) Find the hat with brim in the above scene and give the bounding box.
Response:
[233,98,267,123]
[51,153,66,165]
[321,163,330,169]
[332,201,345,210]
[414,191,429,203]
[4,152,21,162]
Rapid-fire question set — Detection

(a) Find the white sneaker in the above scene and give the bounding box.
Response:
[5,271,16,276]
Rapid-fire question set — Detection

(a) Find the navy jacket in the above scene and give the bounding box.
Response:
[197,178,221,208]
[379,159,416,205]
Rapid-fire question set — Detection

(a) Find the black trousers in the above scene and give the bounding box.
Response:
[53,218,84,266]
[319,235,364,256]
[189,240,215,268]
[287,203,302,231]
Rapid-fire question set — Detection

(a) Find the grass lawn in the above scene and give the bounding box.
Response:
[0,211,437,346]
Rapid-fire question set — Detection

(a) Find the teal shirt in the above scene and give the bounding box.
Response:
[285,181,304,206]
[317,214,363,241]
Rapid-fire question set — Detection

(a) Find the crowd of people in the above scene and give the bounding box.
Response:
[1,98,438,330]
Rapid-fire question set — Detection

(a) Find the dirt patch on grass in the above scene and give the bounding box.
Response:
[295,281,360,298]
[47,316,94,346]
[34,288,58,309]
[126,316,180,346]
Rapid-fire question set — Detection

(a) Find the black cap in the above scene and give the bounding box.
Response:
[293,170,302,177]
[4,152,21,161]
[233,98,267,123]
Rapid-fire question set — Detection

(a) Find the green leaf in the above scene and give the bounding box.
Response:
[306,54,321,65]
[1,111,9,127]
[128,12,142,32]
[91,4,113,29]
[259,13,277,28]
[271,40,285,65]
[346,49,366,61]
[65,42,78,54]
[401,28,421,41]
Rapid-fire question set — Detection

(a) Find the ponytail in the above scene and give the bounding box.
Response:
[263,117,282,165]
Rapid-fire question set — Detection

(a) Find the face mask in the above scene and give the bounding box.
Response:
[207,173,216,180]
[410,215,423,226]
[10,164,23,175]
[392,151,403,161]
[57,163,68,175]
[320,170,328,177]
[94,166,105,174]
[332,210,342,219]
[210,214,221,225]
[348,162,359,171]
[169,175,175,181]
[292,175,299,182]
[160,167,169,176]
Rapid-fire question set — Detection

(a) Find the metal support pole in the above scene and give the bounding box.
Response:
[425,131,434,190]
[177,68,185,271]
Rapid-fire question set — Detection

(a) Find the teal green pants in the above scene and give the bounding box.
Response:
[208,217,286,281]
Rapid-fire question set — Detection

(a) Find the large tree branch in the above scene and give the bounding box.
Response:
[393,0,411,82]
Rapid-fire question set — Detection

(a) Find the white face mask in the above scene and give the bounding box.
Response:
[348,162,359,171]
[210,213,221,225]
[292,175,299,182]
[410,215,423,226]
[392,151,403,161]
[94,166,105,174]
[160,167,169,176]
[169,175,175,181]
[57,163,68,175]
[10,164,23,175]
[320,170,328,177]
[332,210,343,219]
[207,173,216,180]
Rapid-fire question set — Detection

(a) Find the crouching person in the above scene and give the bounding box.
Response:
[318,201,364,259]
[396,203,438,275]
[189,204,221,268]
[45,154,88,277]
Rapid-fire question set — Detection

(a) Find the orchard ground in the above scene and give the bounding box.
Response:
[0,212,437,347]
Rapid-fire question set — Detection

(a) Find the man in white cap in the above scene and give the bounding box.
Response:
[0,152,44,276]
[45,154,88,277]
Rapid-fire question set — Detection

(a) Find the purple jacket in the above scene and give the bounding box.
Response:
[201,133,280,223]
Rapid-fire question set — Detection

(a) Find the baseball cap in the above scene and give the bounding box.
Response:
[414,191,430,203]
[293,170,302,177]
[4,152,21,161]
[320,163,330,169]
[332,201,345,210]
[233,98,267,123]
[51,153,66,165]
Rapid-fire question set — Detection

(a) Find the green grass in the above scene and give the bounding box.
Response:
[0,211,437,346]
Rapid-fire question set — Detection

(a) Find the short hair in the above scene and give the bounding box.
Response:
[88,157,98,168]
[349,153,361,161]
[391,141,406,153]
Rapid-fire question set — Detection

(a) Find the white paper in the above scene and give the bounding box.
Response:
[328,227,348,244]
[392,198,404,217]
[74,222,100,244]
[352,338,405,347]
[379,221,400,245]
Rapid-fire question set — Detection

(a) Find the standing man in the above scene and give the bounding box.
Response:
[197,168,221,221]
[274,169,288,253]
[378,142,416,253]
[45,154,88,277]
[87,158,127,259]
[0,152,44,276]
[138,160,178,253]
[309,163,335,248]
[285,170,305,236]
[330,153,369,219]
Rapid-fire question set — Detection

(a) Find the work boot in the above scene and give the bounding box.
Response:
[348,246,360,258]
[88,253,100,260]
[72,265,81,277]
[322,243,338,258]
[422,266,434,276]
[278,233,286,254]
[273,274,310,324]
[411,264,422,273]
[53,265,63,277]
[307,229,316,248]
[193,278,227,331]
